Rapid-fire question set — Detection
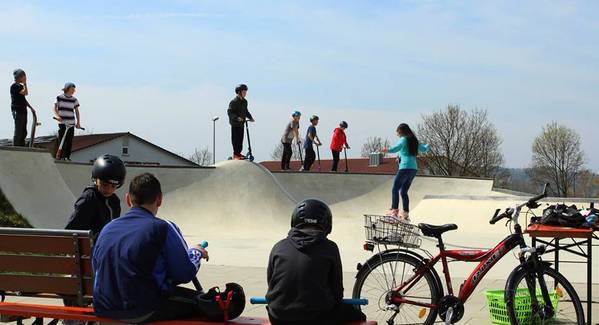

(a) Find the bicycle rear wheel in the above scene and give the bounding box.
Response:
[506,264,584,324]
[352,253,440,325]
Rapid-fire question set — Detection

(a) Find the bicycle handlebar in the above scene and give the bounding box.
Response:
[526,183,549,208]
[489,183,550,225]
[489,209,504,225]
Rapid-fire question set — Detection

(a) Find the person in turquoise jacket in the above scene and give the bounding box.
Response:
[382,123,429,221]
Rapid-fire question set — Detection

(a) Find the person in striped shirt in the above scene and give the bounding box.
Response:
[53,82,81,160]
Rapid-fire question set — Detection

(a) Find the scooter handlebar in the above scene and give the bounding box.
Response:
[250,297,368,305]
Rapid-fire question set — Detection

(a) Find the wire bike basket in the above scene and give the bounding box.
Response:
[363,215,421,248]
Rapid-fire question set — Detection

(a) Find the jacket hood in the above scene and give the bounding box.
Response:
[287,228,326,251]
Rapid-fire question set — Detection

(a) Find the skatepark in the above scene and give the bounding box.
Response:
[1,146,597,323]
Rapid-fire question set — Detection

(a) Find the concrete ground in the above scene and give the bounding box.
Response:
[9,264,599,324]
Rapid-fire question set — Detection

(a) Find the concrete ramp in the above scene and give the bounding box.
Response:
[159,161,297,268]
[0,147,74,228]
[55,162,215,213]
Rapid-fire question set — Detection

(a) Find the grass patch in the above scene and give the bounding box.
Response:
[0,188,32,228]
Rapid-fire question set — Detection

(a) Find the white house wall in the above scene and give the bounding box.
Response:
[70,135,194,166]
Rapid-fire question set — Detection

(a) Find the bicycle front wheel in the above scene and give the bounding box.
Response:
[352,252,440,325]
[506,264,585,324]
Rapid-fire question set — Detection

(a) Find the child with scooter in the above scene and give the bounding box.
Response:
[227,84,254,160]
[266,199,367,325]
[10,69,36,147]
[53,82,82,160]
[381,123,429,222]
[280,111,301,171]
[303,115,321,171]
[330,121,350,172]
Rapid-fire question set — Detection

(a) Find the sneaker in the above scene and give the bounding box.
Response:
[399,210,411,222]
[233,154,245,160]
[386,209,399,217]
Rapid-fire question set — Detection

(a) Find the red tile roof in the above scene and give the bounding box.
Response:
[260,157,406,174]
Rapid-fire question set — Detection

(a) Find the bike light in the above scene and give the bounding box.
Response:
[556,286,564,298]
[418,308,427,318]
[363,243,374,251]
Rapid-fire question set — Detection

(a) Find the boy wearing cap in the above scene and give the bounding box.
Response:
[9,69,35,147]
[281,111,301,170]
[53,82,81,160]
[303,115,321,171]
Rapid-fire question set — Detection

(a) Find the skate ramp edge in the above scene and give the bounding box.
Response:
[0,147,74,228]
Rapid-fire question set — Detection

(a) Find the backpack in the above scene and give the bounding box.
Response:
[535,204,587,228]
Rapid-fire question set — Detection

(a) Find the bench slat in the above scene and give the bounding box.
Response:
[0,255,92,275]
[0,275,93,296]
[0,234,92,255]
[0,302,377,324]
[0,302,271,324]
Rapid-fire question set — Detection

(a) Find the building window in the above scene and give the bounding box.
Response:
[122,147,129,156]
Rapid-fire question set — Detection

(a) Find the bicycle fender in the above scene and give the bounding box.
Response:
[358,249,444,296]
[503,260,552,305]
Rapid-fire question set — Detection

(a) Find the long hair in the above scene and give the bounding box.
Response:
[397,123,419,156]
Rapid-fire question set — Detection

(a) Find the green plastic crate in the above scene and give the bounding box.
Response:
[485,288,559,325]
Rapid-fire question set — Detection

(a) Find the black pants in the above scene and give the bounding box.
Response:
[268,304,366,325]
[303,147,315,171]
[12,110,27,147]
[231,126,245,156]
[281,143,292,170]
[58,124,75,159]
[121,287,203,324]
[331,150,341,171]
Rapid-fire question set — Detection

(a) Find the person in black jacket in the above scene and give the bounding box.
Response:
[227,84,254,160]
[10,69,36,147]
[65,154,126,238]
[266,199,366,325]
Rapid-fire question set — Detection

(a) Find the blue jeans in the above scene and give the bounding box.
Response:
[391,169,417,212]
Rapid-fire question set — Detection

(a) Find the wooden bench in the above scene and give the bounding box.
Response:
[0,227,376,324]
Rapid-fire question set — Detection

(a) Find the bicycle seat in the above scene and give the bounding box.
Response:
[418,223,458,238]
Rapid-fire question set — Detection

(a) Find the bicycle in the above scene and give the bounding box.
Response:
[352,184,585,324]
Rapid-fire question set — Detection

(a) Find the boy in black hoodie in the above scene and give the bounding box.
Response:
[266,199,366,325]
[65,154,126,239]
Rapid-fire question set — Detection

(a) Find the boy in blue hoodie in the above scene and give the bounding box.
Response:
[92,173,209,323]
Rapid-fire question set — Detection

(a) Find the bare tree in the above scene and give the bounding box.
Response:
[271,143,302,161]
[189,146,213,166]
[361,137,390,157]
[529,122,585,197]
[417,105,504,178]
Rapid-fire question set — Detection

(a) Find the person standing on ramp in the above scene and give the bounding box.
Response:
[227,84,254,160]
[9,69,36,147]
[53,82,82,160]
[303,115,321,171]
[382,123,429,222]
[329,121,350,172]
[280,111,301,170]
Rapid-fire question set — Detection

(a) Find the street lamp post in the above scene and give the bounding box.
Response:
[212,116,219,165]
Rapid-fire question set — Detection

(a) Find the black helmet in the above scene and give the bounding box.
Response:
[91,154,126,188]
[291,199,333,234]
[197,283,246,321]
[235,84,248,94]
[339,121,348,128]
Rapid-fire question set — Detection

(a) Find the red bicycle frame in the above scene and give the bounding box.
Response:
[390,232,524,307]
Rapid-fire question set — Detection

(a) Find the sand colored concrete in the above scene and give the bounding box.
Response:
[0,147,74,228]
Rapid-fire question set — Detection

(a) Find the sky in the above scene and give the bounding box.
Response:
[0,1,597,170]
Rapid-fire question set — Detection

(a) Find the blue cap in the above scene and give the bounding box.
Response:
[292,110,302,117]
[63,82,76,91]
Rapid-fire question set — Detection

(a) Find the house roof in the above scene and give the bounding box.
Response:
[30,132,198,166]
[260,157,421,174]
